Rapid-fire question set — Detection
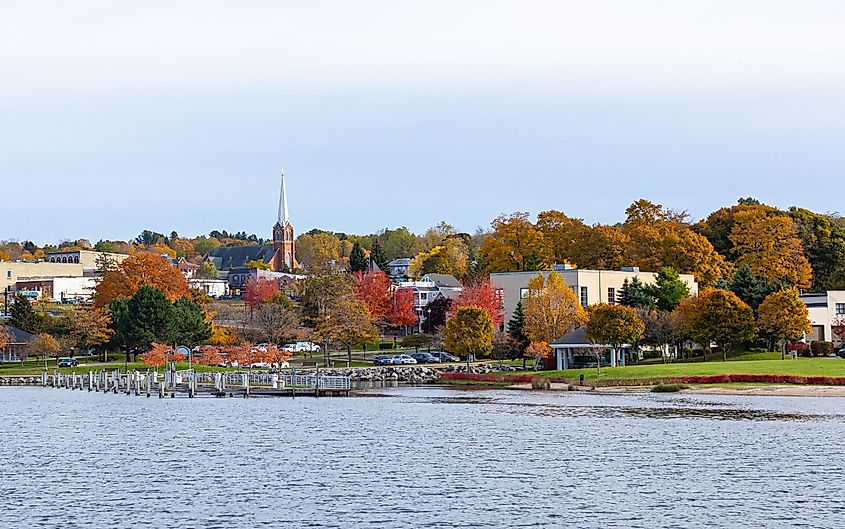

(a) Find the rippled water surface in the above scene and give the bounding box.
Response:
[2,386,844,528]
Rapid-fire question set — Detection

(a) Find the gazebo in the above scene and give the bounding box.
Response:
[549,327,632,370]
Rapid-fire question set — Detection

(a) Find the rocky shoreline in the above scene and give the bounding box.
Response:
[300,363,526,384]
[0,376,42,386]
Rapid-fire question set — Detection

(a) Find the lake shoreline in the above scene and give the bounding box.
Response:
[502,382,845,397]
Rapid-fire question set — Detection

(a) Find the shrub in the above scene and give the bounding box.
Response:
[651,383,689,393]
[810,341,834,356]
[378,342,395,350]
[531,377,551,389]
[788,341,811,357]
[401,334,434,349]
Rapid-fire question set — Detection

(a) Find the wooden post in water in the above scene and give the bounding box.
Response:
[146,372,151,398]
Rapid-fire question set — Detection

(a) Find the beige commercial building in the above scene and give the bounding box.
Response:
[491,266,699,325]
[15,276,99,302]
[1,261,84,294]
[47,250,129,271]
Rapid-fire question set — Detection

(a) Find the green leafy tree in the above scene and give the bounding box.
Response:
[170,297,212,346]
[442,306,494,360]
[349,241,368,274]
[197,261,219,279]
[10,296,40,334]
[643,267,690,312]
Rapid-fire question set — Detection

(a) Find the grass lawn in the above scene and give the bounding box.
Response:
[534,357,845,382]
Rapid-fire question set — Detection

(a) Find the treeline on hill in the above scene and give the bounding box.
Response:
[2,198,844,291]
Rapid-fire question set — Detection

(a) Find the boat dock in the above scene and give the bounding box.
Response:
[40,369,352,398]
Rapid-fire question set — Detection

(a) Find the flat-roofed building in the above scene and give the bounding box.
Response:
[1,261,85,294]
[47,250,129,271]
[491,266,699,325]
[800,291,845,345]
[14,276,98,303]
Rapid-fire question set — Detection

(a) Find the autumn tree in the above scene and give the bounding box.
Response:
[354,271,393,324]
[422,296,451,331]
[695,201,782,256]
[536,210,589,266]
[142,342,186,370]
[757,289,812,354]
[729,210,813,288]
[677,289,756,361]
[94,252,189,308]
[30,333,61,369]
[195,346,224,368]
[389,287,418,332]
[0,326,11,353]
[64,306,114,360]
[523,272,587,344]
[569,225,630,270]
[442,306,494,360]
[317,298,378,366]
[450,278,504,328]
[788,207,845,291]
[242,277,280,313]
[585,304,644,371]
[298,271,355,326]
[223,344,250,368]
[480,212,546,273]
[264,344,292,368]
[832,318,845,343]
[296,231,342,271]
[408,239,468,279]
[197,262,219,279]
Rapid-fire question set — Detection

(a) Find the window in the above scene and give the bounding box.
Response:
[607,287,616,304]
[837,303,845,315]
[5,271,10,279]
[520,288,529,299]
[580,286,588,307]
[420,292,428,301]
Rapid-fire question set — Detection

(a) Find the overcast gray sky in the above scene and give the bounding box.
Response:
[2,1,844,244]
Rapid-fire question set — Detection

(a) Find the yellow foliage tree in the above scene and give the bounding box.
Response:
[536,210,590,266]
[757,289,811,352]
[480,212,546,273]
[729,211,813,288]
[570,225,630,270]
[408,239,468,279]
[676,289,756,361]
[442,306,494,359]
[523,271,587,344]
[296,232,342,271]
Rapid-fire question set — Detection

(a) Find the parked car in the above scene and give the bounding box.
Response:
[373,355,393,366]
[836,346,845,359]
[57,357,79,368]
[283,342,322,353]
[390,354,417,365]
[432,352,460,363]
[248,362,272,369]
[410,352,439,364]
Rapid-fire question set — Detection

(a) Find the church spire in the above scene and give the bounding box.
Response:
[278,170,289,226]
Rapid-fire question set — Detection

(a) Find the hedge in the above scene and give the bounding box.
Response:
[438,372,845,386]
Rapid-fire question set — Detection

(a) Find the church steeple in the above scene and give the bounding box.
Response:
[272,169,297,271]
[278,170,290,226]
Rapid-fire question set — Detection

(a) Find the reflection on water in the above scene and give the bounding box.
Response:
[1,386,844,528]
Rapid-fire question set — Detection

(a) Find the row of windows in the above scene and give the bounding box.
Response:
[49,256,80,264]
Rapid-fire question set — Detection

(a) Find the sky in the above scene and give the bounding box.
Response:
[2,1,844,245]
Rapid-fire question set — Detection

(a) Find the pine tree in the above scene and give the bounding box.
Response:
[524,251,544,272]
[10,295,39,334]
[618,278,631,306]
[349,242,368,273]
[507,301,529,355]
[170,297,212,346]
[369,239,389,272]
[729,263,770,310]
[619,276,653,308]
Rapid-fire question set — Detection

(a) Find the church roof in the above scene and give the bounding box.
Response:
[206,244,276,271]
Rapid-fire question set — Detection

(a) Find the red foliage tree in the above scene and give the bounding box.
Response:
[389,287,418,328]
[832,318,845,343]
[451,278,504,328]
[223,344,249,367]
[142,342,186,369]
[353,271,392,323]
[242,277,280,312]
[195,345,224,367]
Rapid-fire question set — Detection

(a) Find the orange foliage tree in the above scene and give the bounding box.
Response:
[354,271,392,323]
[242,277,280,312]
[94,252,189,308]
[223,344,250,368]
[389,287,418,329]
[195,346,224,367]
[141,342,186,370]
[450,278,504,328]
[264,344,292,367]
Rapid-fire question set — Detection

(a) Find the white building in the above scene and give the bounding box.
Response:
[491,265,699,325]
[14,276,98,302]
[800,291,845,345]
[188,278,230,298]
[397,273,463,328]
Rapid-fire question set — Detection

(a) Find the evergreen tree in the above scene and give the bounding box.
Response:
[619,277,653,308]
[369,239,389,272]
[618,278,631,306]
[170,297,212,346]
[729,263,769,310]
[506,301,530,355]
[524,251,544,272]
[9,295,39,334]
[349,241,368,273]
[110,286,175,356]
[643,267,690,312]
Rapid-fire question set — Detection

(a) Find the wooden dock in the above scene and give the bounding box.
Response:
[41,368,352,398]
